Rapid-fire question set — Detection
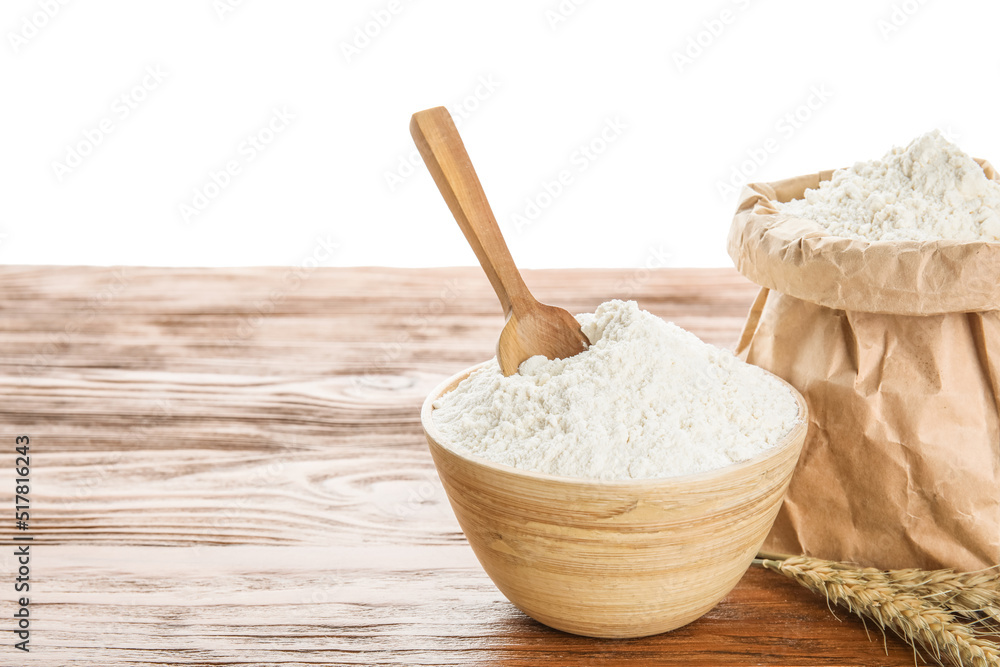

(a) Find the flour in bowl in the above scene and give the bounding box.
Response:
[777,130,1000,242]
[431,300,799,480]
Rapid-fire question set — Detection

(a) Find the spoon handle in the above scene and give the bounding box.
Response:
[410,106,531,317]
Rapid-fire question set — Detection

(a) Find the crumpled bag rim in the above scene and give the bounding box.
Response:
[727,159,1000,315]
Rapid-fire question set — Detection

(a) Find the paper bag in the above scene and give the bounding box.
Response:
[727,162,1000,571]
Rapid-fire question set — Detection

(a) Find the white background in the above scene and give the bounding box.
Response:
[2,0,998,269]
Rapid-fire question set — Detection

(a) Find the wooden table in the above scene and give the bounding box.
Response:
[0,266,917,666]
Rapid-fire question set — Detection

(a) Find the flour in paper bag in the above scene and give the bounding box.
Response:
[777,130,1000,242]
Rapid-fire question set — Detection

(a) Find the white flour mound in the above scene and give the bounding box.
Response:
[777,130,1000,242]
[431,300,800,481]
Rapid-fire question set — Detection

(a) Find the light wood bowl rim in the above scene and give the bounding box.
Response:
[421,360,809,488]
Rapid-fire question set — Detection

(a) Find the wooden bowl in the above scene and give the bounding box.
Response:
[421,362,808,639]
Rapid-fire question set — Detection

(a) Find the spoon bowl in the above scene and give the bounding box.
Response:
[498,301,589,373]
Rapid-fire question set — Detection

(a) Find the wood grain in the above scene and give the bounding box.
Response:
[0,266,918,665]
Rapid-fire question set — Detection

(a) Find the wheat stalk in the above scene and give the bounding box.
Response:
[754,554,1000,667]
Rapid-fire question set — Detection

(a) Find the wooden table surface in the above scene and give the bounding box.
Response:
[0,266,918,666]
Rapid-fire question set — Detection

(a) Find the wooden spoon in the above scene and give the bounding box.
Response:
[410,106,589,376]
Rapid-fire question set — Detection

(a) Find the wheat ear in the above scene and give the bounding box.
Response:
[883,568,1000,633]
[755,554,1000,667]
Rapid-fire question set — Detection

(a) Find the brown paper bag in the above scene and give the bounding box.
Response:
[727,162,1000,571]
